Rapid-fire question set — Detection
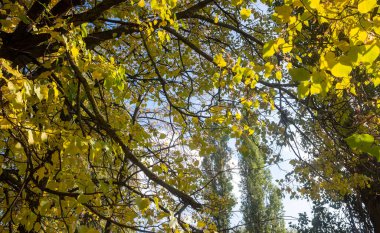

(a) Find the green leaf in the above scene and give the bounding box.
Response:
[289,68,310,82]
[297,81,310,98]
[136,197,150,211]
[232,0,243,6]
[345,133,374,151]
[275,5,292,22]
[367,146,380,161]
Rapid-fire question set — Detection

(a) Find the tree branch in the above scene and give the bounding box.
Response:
[67,53,202,210]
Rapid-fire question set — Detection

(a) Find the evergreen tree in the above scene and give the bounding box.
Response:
[239,135,286,233]
[202,133,236,231]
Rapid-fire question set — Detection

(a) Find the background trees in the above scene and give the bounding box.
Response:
[289,201,350,233]
[0,0,379,232]
[239,135,285,233]
[202,132,235,231]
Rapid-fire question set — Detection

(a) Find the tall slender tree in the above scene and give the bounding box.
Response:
[202,132,236,231]
[239,134,286,233]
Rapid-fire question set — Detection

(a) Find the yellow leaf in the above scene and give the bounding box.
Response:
[125,210,138,222]
[35,86,42,100]
[214,15,219,24]
[36,167,46,181]
[34,222,41,232]
[264,62,274,78]
[137,0,145,7]
[154,197,159,209]
[197,221,206,228]
[331,63,352,77]
[168,0,177,7]
[310,83,322,95]
[240,8,251,20]
[0,118,12,129]
[309,0,320,10]
[71,46,79,58]
[350,86,357,95]
[282,42,292,53]
[214,53,227,68]
[249,129,255,135]
[289,68,310,81]
[92,70,103,80]
[373,77,380,87]
[41,85,49,100]
[235,112,242,120]
[275,71,282,80]
[7,81,16,92]
[263,40,275,58]
[41,132,48,141]
[232,0,243,6]
[15,91,23,104]
[28,130,34,145]
[52,82,59,99]
[361,43,380,64]
[231,125,239,132]
[358,0,377,13]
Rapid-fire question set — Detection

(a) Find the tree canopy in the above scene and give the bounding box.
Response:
[0,0,379,232]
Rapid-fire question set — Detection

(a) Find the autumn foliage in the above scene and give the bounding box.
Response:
[0,0,379,232]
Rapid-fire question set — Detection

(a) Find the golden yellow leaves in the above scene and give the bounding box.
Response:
[150,0,177,23]
[34,85,50,101]
[232,0,243,6]
[308,0,320,10]
[240,8,251,20]
[263,38,285,58]
[0,117,12,129]
[361,43,380,64]
[27,130,35,144]
[213,53,227,68]
[137,0,145,7]
[358,0,377,13]
[275,0,380,106]
[330,62,352,78]
[70,46,80,58]
[157,30,170,44]
[91,70,103,80]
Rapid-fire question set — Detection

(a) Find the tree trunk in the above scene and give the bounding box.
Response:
[362,192,380,233]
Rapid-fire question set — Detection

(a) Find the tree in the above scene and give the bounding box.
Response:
[0,0,270,232]
[239,134,286,233]
[201,132,235,231]
[259,0,380,231]
[289,200,350,233]
[1,0,379,231]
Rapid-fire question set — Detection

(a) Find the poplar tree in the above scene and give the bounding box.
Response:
[239,135,286,233]
[202,133,235,231]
